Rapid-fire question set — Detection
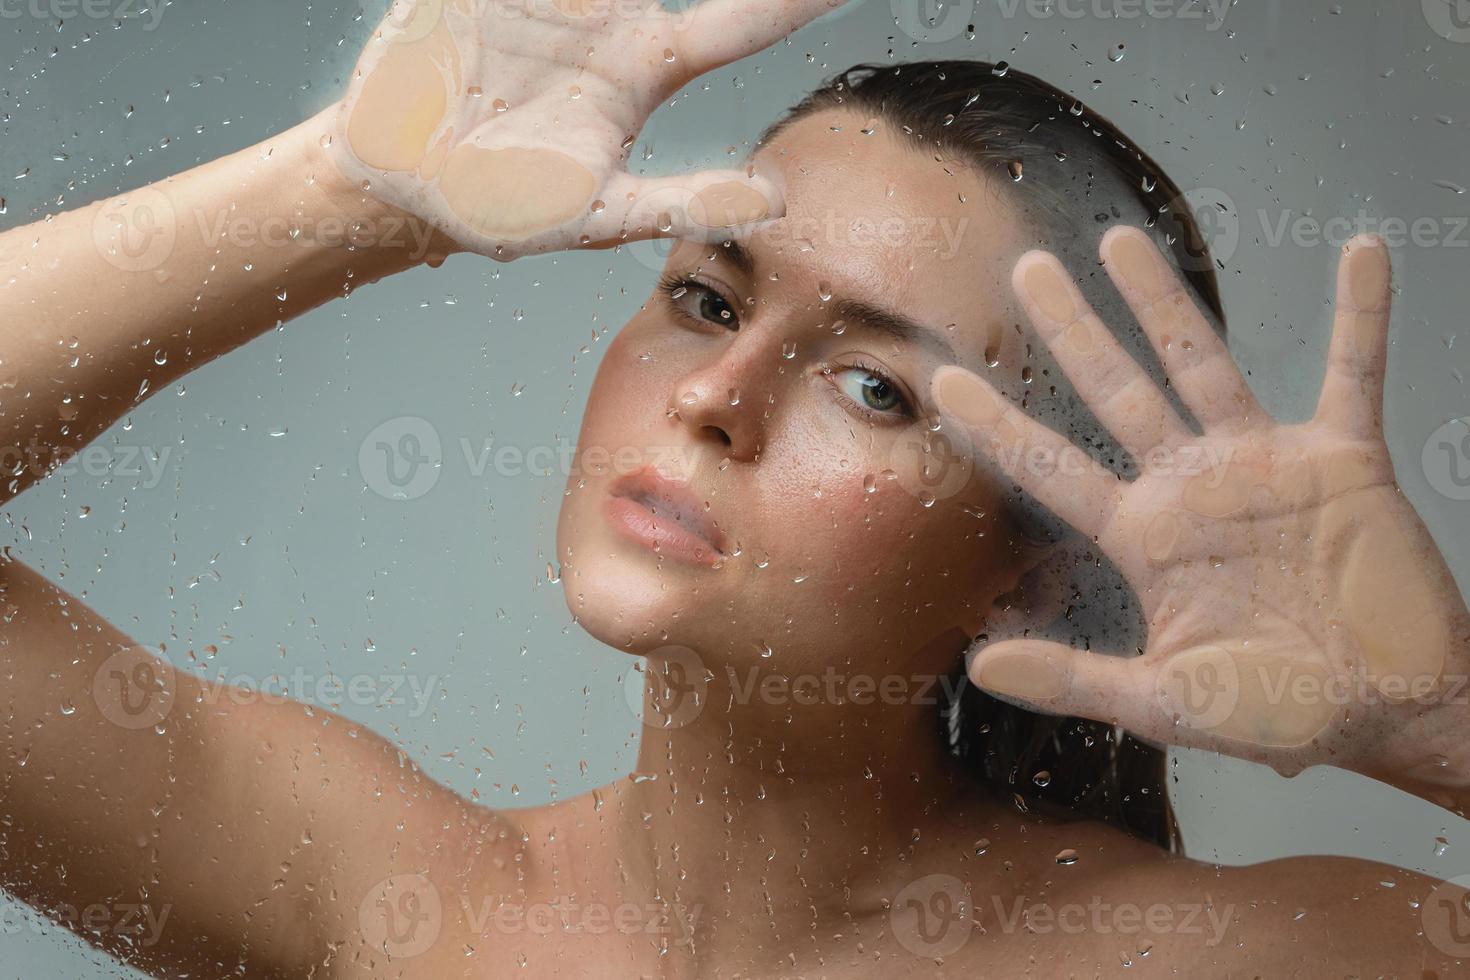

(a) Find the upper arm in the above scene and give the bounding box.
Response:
[0,558,517,977]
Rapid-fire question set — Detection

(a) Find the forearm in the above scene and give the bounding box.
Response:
[0,107,451,505]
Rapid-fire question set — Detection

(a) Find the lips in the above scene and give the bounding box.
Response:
[603,467,728,567]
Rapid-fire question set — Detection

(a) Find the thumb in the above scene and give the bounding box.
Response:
[967,639,1157,736]
[583,169,785,248]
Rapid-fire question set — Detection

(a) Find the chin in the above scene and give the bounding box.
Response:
[555,524,712,658]
[556,471,747,656]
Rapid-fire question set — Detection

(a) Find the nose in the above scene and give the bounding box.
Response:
[667,335,782,462]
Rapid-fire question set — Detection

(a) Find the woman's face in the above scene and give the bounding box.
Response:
[557,107,1038,674]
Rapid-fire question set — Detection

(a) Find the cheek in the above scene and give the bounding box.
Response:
[579,328,665,441]
[767,419,1003,593]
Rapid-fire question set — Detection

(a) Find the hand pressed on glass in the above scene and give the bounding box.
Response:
[325,0,850,259]
[935,227,1470,791]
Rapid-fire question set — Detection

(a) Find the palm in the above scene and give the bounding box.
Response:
[326,0,845,258]
[936,228,1470,782]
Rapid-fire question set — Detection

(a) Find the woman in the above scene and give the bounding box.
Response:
[1,0,1466,975]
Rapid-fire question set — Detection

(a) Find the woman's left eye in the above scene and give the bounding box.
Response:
[831,365,910,418]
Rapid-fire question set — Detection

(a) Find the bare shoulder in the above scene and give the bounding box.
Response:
[934,818,1465,978]
[225,701,535,976]
[1093,848,1465,975]
[320,789,630,977]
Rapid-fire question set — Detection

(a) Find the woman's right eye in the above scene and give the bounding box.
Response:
[659,275,740,329]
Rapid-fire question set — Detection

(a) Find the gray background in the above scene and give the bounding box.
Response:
[2,0,1469,973]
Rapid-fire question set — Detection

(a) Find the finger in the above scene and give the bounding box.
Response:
[581,169,784,247]
[668,0,851,77]
[1100,225,1268,431]
[1313,234,1391,437]
[967,639,1163,738]
[1012,251,1193,457]
[932,365,1124,539]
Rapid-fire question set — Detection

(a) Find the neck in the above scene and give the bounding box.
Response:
[605,628,1013,967]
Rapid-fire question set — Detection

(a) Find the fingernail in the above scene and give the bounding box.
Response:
[1106,231,1163,299]
[1021,260,1076,323]
[935,367,1003,428]
[691,181,770,228]
[1347,239,1389,312]
[975,652,1065,700]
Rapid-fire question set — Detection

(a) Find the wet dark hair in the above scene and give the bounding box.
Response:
[759,61,1229,851]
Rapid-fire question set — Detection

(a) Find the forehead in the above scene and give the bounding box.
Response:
[744,107,1032,366]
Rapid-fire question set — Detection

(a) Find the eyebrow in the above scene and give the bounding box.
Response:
[710,237,757,278]
[708,239,957,361]
[830,298,957,361]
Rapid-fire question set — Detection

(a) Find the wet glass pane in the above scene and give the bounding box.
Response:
[1,0,1468,974]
